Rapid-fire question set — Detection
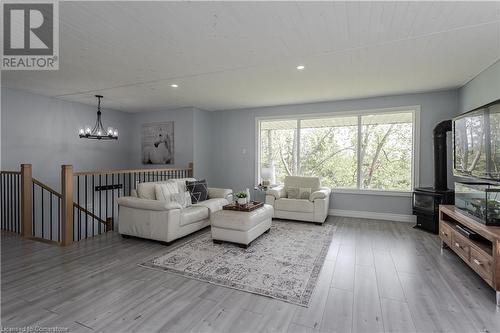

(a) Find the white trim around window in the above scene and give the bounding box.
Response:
[255,105,421,195]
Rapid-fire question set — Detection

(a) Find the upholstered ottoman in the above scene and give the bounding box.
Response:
[210,204,273,248]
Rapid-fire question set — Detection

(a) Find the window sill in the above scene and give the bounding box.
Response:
[330,188,413,197]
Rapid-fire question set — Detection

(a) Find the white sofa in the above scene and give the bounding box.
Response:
[265,176,331,224]
[117,178,232,244]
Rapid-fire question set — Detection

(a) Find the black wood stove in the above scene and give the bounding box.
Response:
[413,120,454,234]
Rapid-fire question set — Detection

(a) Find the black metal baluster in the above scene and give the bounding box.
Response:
[50,193,53,241]
[128,173,132,195]
[9,174,13,231]
[77,176,80,241]
[92,175,95,236]
[16,175,19,233]
[111,174,115,227]
[73,207,76,241]
[85,175,88,239]
[58,198,60,242]
[1,174,3,230]
[41,188,44,239]
[103,174,108,230]
[99,175,102,234]
[32,182,35,236]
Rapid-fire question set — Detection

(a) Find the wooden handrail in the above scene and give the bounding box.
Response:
[1,171,21,175]
[73,202,107,225]
[32,178,62,198]
[73,166,192,176]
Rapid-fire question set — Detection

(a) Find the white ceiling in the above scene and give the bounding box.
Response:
[2,1,500,112]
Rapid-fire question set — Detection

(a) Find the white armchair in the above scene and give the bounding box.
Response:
[265,176,331,224]
[117,178,232,244]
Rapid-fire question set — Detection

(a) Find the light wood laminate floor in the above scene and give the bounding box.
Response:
[2,217,499,333]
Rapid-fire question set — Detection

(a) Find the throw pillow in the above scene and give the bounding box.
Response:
[299,187,311,200]
[154,181,179,202]
[287,187,299,199]
[137,182,156,200]
[171,191,192,208]
[186,179,208,204]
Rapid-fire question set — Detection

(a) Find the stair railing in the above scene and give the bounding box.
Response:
[1,163,193,246]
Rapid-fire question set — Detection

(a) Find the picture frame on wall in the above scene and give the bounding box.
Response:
[142,122,174,164]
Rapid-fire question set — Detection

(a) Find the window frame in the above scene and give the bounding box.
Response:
[255,105,420,195]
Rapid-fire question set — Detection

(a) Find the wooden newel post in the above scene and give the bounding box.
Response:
[20,164,33,238]
[188,162,194,178]
[61,165,74,246]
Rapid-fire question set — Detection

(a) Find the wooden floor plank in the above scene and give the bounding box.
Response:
[2,217,499,333]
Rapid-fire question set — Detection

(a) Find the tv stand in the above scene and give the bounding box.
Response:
[439,205,500,307]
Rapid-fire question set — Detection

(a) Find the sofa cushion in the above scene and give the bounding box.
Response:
[172,191,192,208]
[299,187,311,199]
[154,182,179,201]
[193,198,228,214]
[275,198,314,213]
[284,176,320,192]
[137,182,157,200]
[180,206,209,226]
[186,179,208,204]
[287,187,299,199]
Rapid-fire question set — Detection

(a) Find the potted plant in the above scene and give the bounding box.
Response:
[235,192,248,205]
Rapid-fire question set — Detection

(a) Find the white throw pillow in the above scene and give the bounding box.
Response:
[172,191,192,208]
[299,187,311,200]
[154,181,179,201]
[137,182,156,200]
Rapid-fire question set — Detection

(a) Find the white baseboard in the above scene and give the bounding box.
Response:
[329,209,416,223]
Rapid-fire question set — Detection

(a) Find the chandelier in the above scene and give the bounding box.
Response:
[79,95,118,140]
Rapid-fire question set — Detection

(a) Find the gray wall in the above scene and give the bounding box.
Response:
[210,90,459,215]
[129,107,195,170]
[1,87,462,217]
[1,88,134,190]
[193,109,213,181]
[459,60,500,113]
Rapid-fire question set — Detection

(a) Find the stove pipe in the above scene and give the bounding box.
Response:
[433,120,452,191]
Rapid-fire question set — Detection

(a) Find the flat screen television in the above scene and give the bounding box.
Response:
[453,99,500,181]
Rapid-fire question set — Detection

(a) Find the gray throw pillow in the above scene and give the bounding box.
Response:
[287,187,299,199]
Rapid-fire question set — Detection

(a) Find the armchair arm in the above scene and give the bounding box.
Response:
[117,197,182,211]
[208,187,233,201]
[266,185,286,199]
[309,187,331,201]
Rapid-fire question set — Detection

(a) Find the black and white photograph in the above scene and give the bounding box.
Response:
[142,121,174,164]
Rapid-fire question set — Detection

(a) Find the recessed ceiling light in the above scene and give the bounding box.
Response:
[170,84,179,88]
[296,65,305,70]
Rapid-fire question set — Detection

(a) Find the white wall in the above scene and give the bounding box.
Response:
[459,60,500,113]
[210,90,459,216]
[1,88,134,190]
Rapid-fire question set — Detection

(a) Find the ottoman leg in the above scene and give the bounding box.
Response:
[264,228,270,234]
[238,243,249,249]
[213,239,223,244]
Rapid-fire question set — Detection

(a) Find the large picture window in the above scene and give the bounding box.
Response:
[257,107,418,192]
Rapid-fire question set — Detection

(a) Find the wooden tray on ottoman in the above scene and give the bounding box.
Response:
[223,201,264,212]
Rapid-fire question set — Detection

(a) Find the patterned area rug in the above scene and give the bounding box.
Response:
[140,221,336,307]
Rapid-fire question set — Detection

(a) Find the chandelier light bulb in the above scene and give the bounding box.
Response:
[85,127,91,134]
[97,130,102,136]
[79,128,84,135]
[114,130,118,137]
